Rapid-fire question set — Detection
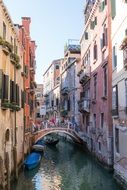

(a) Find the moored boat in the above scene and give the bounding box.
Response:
[32,144,45,153]
[24,152,41,170]
[45,138,59,146]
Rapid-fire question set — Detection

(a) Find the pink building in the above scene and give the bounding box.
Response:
[78,0,113,167]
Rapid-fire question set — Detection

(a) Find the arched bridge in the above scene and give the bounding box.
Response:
[32,125,83,144]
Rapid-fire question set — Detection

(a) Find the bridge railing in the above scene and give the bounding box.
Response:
[32,121,80,134]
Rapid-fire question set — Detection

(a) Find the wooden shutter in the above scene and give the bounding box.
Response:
[111,0,116,19]
[5,75,9,100]
[0,70,3,99]
[12,81,16,103]
[105,28,108,46]
[10,80,12,102]
[21,90,23,108]
[16,84,19,105]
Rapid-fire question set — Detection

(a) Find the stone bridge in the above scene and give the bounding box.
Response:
[32,125,83,144]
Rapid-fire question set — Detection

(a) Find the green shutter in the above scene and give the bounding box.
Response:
[0,70,3,99]
[95,17,97,26]
[5,75,9,100]
[12,81,16,103]
[99,1,105,12]
[111,0,116,19]
[10,80,12,102]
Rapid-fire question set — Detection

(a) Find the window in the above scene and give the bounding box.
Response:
[36,113,40,118]
[99,142,101,152]
[90,17,97,30]
[51,100,54,107]
[86,115,89,133]
[112,85,118,115]
[101,25,108,49]
[2,74,9,101]
[3,22,6,40]
[103,66,107,96]
[67,99,70,111]
[93,114,96,128]
[115,128,119,153]
[85,32,88,40]
[55,65,59,69]
[100,113,104,128]
[56,98,59,106]
[93,42,97,60]
[93,74,97,99]
[36,102,40,106]
[82,114,85,124]
[112,45,117,69]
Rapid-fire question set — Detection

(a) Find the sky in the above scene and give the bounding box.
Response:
[4,0,84,83]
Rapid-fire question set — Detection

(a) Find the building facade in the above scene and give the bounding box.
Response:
[60,40,81,125]
[18,17,37,155]
[79,0,113,167]
[111,0,127,187]
[43,59,62,121]
[0,0,24,188]
[35,84,44,124]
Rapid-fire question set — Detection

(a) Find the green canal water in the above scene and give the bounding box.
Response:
[12,140,123,190]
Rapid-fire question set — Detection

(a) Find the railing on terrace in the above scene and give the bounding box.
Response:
[64,39,80,55]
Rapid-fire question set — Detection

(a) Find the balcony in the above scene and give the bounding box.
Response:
[123,47,127,68]
[61,87,69,96]
[79,65,90,84]
[78,98,90,113]
[64,39,80,56]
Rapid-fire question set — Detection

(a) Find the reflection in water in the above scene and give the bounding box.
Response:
[12,140,123,190]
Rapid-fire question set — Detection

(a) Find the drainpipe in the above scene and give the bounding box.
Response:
[22,61,25,162]
[13,66,18,180]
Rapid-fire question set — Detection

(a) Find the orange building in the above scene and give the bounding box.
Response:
[18,17,37,154]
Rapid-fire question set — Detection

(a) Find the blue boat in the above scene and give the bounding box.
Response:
[24,152,41,170]
[36,139,45,146]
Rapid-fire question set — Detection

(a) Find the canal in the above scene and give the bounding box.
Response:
[12,139,123,190]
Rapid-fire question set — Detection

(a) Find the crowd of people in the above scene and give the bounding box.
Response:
[32,117,79,133]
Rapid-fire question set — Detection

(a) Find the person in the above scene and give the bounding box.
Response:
[32,122,36,132]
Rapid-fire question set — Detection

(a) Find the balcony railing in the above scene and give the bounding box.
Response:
[123,47,127,68]
[64,39,80,55]
[79,65,90,84]
[78,98,90,113]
